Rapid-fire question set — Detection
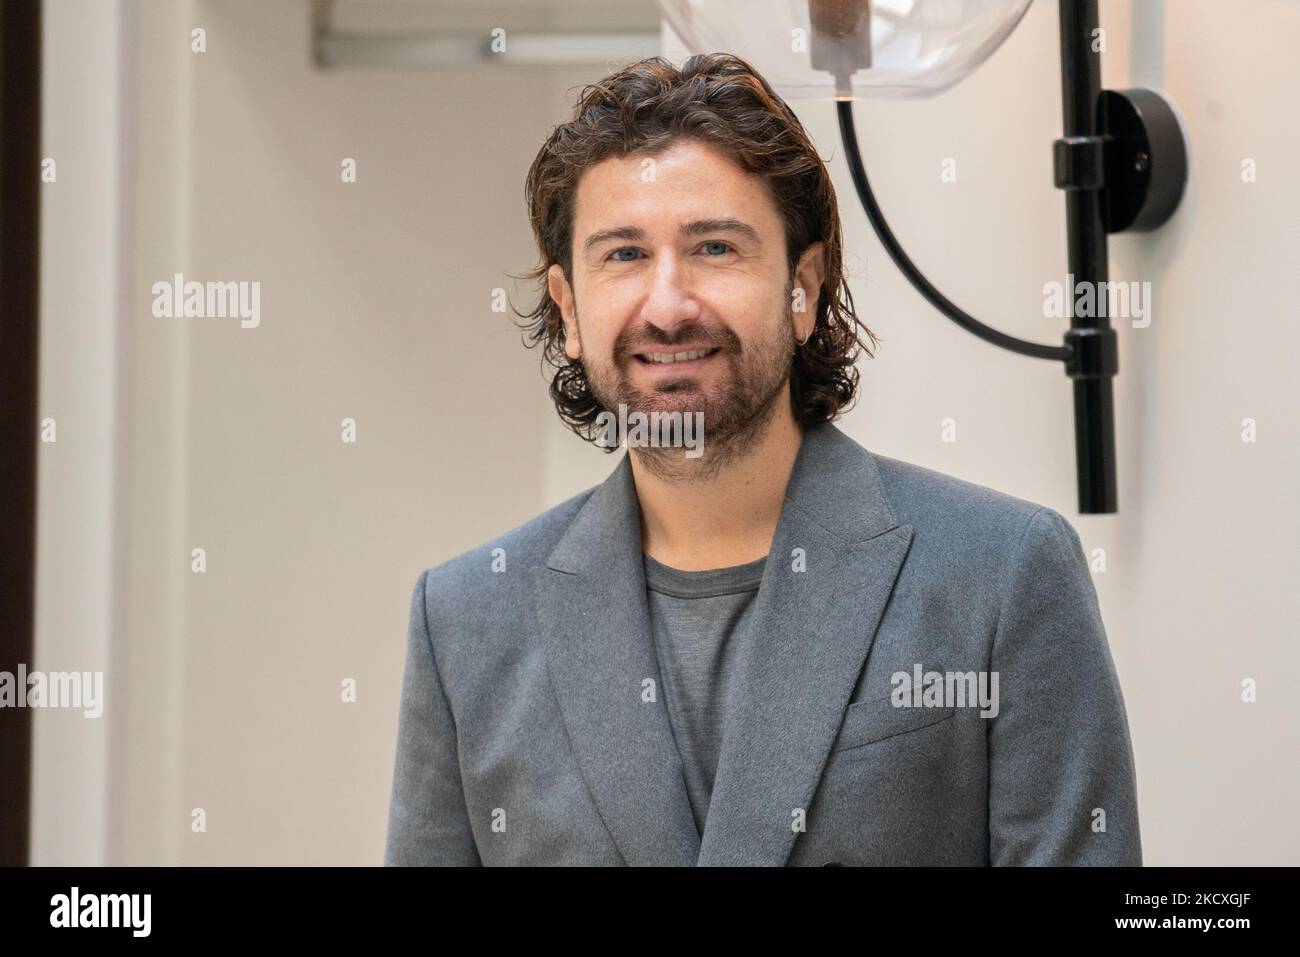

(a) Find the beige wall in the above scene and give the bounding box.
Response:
[666,0,1300,865]
[817,0,1300,866]
[35,0,1299,865]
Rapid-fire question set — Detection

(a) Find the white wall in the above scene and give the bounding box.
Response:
[37,0,640,865]
[35,0,1298,865]
[34,0,125,867]
[668,0,1300,865]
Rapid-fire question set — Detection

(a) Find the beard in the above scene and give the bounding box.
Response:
[578,285,797,483]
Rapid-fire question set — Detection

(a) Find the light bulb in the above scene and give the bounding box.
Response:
[657,0,1033,99]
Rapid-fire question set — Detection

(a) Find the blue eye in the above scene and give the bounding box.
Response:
[702,241,732,256]
[610,247,641,262]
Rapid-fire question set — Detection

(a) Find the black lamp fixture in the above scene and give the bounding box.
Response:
[659,0,1188,513]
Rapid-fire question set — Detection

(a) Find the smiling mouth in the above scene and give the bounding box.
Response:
[633,347,722,365]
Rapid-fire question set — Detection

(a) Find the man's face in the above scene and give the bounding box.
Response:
[548,138,823,452]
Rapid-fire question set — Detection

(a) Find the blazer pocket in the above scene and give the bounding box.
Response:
[831,695,956,756]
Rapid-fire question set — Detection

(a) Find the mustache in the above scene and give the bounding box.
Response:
[613,325,740,361]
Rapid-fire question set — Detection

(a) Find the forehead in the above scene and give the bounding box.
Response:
[572,138,782,235]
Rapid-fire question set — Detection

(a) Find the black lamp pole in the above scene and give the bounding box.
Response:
[1057,0,1116,513]
[835,0,1186,513]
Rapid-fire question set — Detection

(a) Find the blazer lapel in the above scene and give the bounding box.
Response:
[530,452,701,866]
[696,423,914,866]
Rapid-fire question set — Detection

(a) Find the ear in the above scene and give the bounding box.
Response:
[547,264,581,360]
[792,241,826,337]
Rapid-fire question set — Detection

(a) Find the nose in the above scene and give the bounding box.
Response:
[639,250,701,336]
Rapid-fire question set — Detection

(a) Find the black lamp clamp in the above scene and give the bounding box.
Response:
[836,0,1187,513]
[1053,86,1186,376]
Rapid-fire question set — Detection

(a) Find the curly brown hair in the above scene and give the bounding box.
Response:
[515,52,878,445]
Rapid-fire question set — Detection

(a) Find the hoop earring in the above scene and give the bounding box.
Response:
[798,326,814,346]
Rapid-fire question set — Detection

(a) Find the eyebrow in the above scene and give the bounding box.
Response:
[582,218,761,253]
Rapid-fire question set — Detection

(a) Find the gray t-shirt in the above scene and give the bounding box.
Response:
[642,550,767,835]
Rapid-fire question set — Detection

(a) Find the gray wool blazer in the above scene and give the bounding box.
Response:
[383,421,1141,866]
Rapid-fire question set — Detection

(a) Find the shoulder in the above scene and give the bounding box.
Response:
[872,450,1046,522]
[416,482,596,598]
[869,450,1084,578]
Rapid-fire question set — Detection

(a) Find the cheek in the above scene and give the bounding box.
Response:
[573,291,635,352]
[703,281,789,333]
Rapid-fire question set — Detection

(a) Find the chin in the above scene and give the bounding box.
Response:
[629,390,711,415]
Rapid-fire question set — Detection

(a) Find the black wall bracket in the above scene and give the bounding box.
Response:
[1054,88,1188,235]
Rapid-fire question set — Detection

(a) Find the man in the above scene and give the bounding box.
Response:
[383,53,1140,866]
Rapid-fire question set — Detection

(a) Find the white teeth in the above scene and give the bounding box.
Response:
[644,349,715,363]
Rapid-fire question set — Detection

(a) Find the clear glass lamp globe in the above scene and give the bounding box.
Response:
[656,0,1033,99]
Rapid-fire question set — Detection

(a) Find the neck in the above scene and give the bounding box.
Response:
[629,386,804,571]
